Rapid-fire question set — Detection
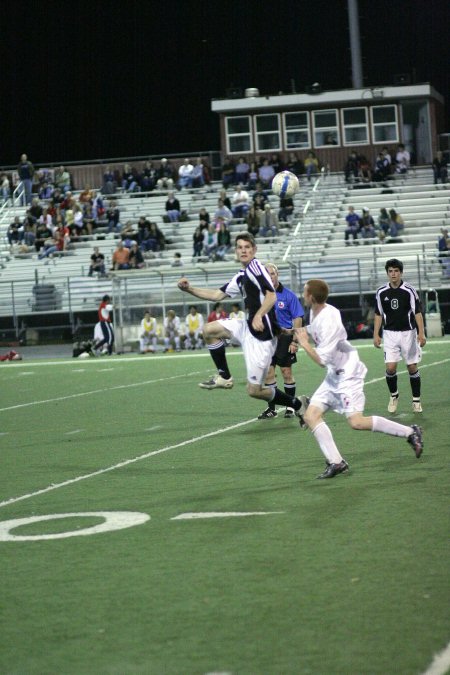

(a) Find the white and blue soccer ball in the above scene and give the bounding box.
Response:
[271,170,299,198]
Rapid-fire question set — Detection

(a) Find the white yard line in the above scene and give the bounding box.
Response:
[421,640,450,675]
[172,512,285,520]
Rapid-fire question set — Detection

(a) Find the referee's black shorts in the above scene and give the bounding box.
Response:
[272,333,296,368]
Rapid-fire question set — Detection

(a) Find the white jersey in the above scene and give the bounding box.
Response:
[164,315,181,334]
[307,304,366,381]
[140,316,157,335]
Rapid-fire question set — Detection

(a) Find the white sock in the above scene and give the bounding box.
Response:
[372,415,411,438]
[312,421,343,464]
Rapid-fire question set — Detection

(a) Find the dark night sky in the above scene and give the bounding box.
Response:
[1,0,449,166]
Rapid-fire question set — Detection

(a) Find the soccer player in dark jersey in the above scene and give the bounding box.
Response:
[374,259,426,413]
[258,263,305,419]
[177,233,307,415]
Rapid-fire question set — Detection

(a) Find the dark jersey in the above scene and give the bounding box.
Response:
[220,258,279,341]
[374,281,421,331]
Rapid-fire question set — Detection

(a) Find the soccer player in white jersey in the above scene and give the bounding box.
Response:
[295,279,423,479]
[177,232,308,415]
[374,258,426,413]
[139,310,158,354]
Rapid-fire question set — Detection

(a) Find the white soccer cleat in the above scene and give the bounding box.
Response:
[412,401,423,413]
[388,395,398,413]
[199,375,234,389]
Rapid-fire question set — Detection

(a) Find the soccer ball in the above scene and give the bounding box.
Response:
[271,170,299,198]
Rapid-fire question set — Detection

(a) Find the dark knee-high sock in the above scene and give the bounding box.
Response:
[271,388,301,410]
[207,341,231,379]
[409,370,421,399]
[284,382,296,402]
[266,382,277,410]
[386,370,398,396]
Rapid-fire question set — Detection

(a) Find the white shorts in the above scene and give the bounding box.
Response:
[218,318,276,385]
[383,329,421,365]
[311,374,366,417]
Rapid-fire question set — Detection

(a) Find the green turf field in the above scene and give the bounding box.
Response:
[0,339,449,675]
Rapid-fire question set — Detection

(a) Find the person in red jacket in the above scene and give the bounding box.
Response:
[94,295,114,355]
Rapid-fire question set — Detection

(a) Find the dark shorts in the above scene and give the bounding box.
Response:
[272,333,296,368]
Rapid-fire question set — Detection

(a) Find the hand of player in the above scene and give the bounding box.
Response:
[373,335,382,348]
[295,327,309,348]
[251,314,264,332]
[418,334,427,347]
[178,278,190,291]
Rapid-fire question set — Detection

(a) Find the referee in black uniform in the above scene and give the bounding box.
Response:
[373,259,426,413]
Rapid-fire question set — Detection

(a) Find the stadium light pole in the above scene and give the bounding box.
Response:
[347,0,363,89]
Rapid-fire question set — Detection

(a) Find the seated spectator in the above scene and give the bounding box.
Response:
[203,223,218,260]
[165,191,181,222]
[191,158,205,188]
[38,231,65,260]
[395,144,410,174]
[214,199,232,226]
[192,227,204,257]
[269,153,283,174]
[246,204,261,237]
[28,197,43,222]
[79,185,94,204]
[278,195,295,224]
[120,220,138,243]
[215,219,232,260]
[344,152,360,183]
[129,241,145,269]
[388,209,404,237]
[163,309,182,352]
[140,161,157,192]
[218,189,232,210]
[178,158,194,189]
[358,156,372,183]
[258,158,275,188]
[344,206,360,245]
[208,302,227,322]
[378,208,391,236]
[88,246,106,276]
[122,164,139,192]
[23,215,36,246]
[82,202,96,235]
[184,305,204,350]
[106,200,121,233]
[286,152,304,178]
[252,183,268,210]
[61,191,76,213]
[38,207,53,232]
[34,220,53,252]
[171,252,183,267]
[139,310,158,353]
[92,192,105,221]
[137,216,152,244]
[260,203,279,241]
[359,208,375,238]
[102,166,116,195]
[432,151,448,184]
[111,241,131,270]
[156,158,175,191]
[229,303,245,320]
[1,173,10,204]
[304,151,320,182]
[52,187,65,207]
[221,157,235,188]
[438,228,450,259]
[234,156,250,185]
[373,152,390,183]
[7,216,24,246]
[247,162,259,191]
[54,166,71,193]
[198,207,210,232]
[140,221,165,252]
[361,219,376,243]
[54,219,71,250]
[231,184,250,219]
[381,146,392,173]
[38,181,53,200]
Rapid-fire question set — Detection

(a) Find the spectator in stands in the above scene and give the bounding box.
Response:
[437,228,449,257]
[111,240,131,270]
[163,309,182,352]
[82,202,95,235]
[203,223,218,260]
[88,246,106,276]
[28,197,43,222]
[229,303,245,320]
[17,153,35,205]
[207,302,227,322]
[7,216,24,246]
[140,220,165,253]
[139,310,158,353]
[178,158,194,189]
[359,208,375,239]
[432,151,448,184]
[252,183,268,210]
[38,231,65,260]
[361,218,376,243]
[156,158,175,191]
[198,207,210,232]
[171,252,183,267]
[122,164,139,192]
[270,153,284,174]
[304,151,320,182]
[184,305,204,350]
[258,158,275,188]
[378,208,391,237]
[140,160,157,192]
[344,151,360,184]
[247,162,259,191]
[34,219,53,252]
[191,158,205,188]
[246,204,260,237]
[388,209,404,237]
[54,166,71,193]
[278,194,295,224]
[102,166,116,195]
[23,215,36,247]
[61,191,76,213]
[234,157,250,185]
[165,191,181,222]
[129,241,145,269]
[52,187,65,208]
[79,185,94,204]
[286,152,304,179]
[218,189,232,210]
[373,152,390,183]
[106,200,121,233]
[1,173,10,204]
[120,220,138,243]
[39,207,53,231]
[92,191,105,221]
[216,219,232,260]
[192,226,204,258]
[221,157,235,188]
[70,203,83,238]
[395,144,410,174]
[214,199,232,226]
[358,156,372,183]
[260,203,279,242]
[231,183,250,219]
[344,205,360,245]
[381,147,392,172]
[54,218,71,250]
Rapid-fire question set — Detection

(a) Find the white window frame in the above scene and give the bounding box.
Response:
[255,113,281,153]
[370,105,399,144]
[312,109,340,147]
[341,107,369,146]
[283,111,311,149]
[225,116,253,155]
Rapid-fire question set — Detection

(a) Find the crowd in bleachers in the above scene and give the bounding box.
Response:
[344,205,406,245]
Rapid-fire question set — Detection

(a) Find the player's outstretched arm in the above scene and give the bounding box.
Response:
[178,278,226,302]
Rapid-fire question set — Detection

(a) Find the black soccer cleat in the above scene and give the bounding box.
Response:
[295,395,310,429]
[316,459,349,479]
[407,424,423,458]
[258,407,278,419]
[284,407,295,419]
